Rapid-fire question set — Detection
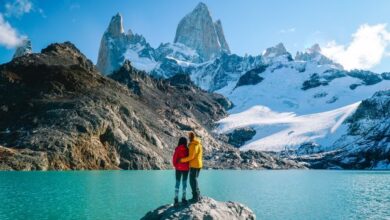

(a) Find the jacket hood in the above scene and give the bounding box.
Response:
[191,137,201,144]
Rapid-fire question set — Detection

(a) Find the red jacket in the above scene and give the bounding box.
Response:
[172,144,189,171]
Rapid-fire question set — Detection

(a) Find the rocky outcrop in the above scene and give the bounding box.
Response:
[226,127,256,147]
[205,150,306,169]
[301,69,387,91]
[13,38,32,58]
[235,65,267,88]
[141,197,255,220]
[301,73,329,90]
[0,42,228,170]
[174,2,230,61]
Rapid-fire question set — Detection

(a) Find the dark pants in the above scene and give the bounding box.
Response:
[189,168,201,199]
[175,170,189,198]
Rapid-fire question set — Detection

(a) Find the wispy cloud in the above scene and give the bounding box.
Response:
[279,27,296,34]
[3,0,46,18]
[4,0,33,18]
[70,3,80,10]
[322,24,390,70]
[0,13,25,48]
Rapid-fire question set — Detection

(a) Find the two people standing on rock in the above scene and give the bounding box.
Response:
[172,131,203,206]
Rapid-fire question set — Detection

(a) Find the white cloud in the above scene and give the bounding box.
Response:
[279,28,295,34]
[0,14,25,48]
[4,0,33,18]
[321,24,390,70]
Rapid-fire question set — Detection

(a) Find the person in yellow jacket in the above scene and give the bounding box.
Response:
[180,131,203,202]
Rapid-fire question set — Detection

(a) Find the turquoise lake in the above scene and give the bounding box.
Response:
[1,170,390,219]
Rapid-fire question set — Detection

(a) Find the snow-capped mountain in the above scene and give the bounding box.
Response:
[96,3,262,91]
[95,2,390,168]
[96,13,157,74]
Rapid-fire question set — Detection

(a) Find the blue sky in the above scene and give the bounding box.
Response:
[1,0,390,72]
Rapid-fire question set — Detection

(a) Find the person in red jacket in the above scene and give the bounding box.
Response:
[172,137,189,206]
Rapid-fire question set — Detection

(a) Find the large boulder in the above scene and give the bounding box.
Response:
[141,197,255,220]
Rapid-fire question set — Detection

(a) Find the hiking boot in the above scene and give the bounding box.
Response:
[174,197,179,207]
[189,196,200,203]
[182,197,188,205]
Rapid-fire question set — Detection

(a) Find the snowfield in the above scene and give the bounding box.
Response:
[216,102,360,152]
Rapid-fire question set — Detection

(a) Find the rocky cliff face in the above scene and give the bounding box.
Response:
[141,197,256,220]
[13,38,32,59]
[96,13,129,74]
[174,2,230,61]
[214,20,230,53]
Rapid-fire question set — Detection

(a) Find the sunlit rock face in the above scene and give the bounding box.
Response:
[96,13,156,75]
[174,2,230,61]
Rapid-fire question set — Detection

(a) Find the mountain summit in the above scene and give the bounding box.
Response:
[107,13,125,36]
[13,38,32,59]
[174,2,230,60]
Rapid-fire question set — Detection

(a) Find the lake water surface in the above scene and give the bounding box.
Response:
[1,170,390,220]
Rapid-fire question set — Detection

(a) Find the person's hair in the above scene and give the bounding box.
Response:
[178,137,188,147]
[188,131,196,141]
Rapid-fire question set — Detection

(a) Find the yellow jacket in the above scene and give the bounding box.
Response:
[181,137,203,168]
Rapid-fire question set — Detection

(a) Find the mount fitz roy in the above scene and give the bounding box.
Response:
[96,2,390,169]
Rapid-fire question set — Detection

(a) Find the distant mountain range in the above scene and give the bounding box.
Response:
[95,2,390,169]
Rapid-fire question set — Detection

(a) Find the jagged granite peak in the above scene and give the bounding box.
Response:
[107,13,125,36]
[97,13,129,74]
[96,13,156,75]
[262,43,288,58]
[307,43,321,53]
[214,19,230,53]
[127,28,133,36]
[262,43,292,64]
[13,38,32,59]
[174,2,230,61]
[295,44,343,68]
